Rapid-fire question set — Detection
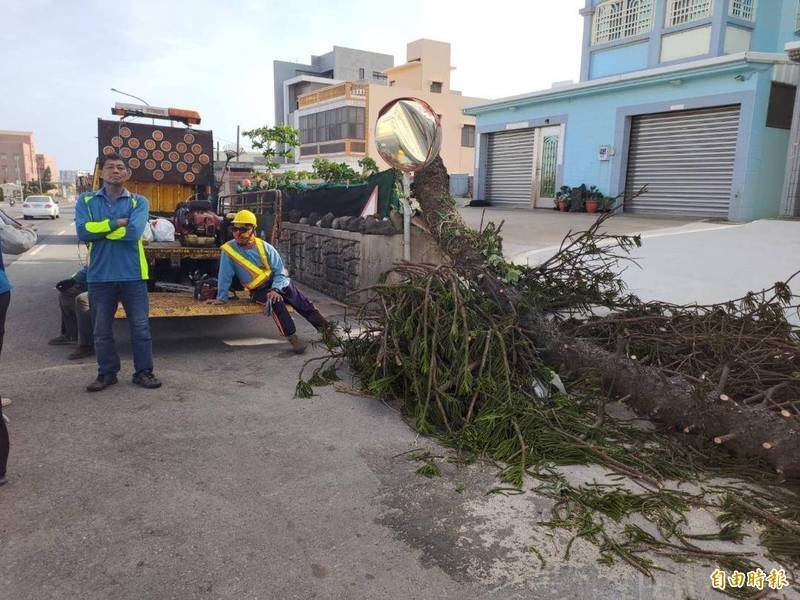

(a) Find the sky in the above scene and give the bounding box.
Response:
[0,0,584,171]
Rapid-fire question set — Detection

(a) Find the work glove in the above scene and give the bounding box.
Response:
[261,290,282,317]
[56,278,77,292]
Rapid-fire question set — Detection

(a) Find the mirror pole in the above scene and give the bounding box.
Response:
[401,172,412,261]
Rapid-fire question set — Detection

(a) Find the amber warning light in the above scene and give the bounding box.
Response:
[111,102,201,125]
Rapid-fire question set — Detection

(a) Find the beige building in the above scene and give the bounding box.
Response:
[35,153,59,182]
[0,131,38,184]
[293,39,485,176]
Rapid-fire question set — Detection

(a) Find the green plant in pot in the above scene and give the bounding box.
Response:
[556,186,571,212]
[570,184,588,212]
[586,185,602,214]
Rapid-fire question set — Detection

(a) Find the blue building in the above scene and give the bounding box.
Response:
[465,0,800,220]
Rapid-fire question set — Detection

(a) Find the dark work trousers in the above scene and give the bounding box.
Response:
[251,282,326,338]
[0,290,10,478]
[59,285,92,346]
[89,281,153,377]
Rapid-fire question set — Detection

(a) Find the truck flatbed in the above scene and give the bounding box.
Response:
[115,293,265,319]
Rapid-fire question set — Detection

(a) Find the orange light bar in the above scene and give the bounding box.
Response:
[168,108,201,125]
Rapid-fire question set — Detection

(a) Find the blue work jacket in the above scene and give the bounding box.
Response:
[75,187,149,283]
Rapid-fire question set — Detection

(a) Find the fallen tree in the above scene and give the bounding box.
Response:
[412,157,800,478]
[300,157,800,582]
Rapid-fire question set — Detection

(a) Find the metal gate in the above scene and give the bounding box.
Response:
[625,105,741,217]
[485,128,536,207]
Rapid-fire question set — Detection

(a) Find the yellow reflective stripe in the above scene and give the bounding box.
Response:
[106,227,126,240]
[221,241,271,290]
[256,238,269,267]
[138,240,149,280]
[221,243,261,276]
[86,218,111,234]
[247,271,270,290]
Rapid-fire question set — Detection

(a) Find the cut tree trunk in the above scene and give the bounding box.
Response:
[413,157,800,478]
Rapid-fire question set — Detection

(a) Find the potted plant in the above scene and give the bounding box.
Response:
[585,186,602,214]
[556,186,571,212]
[570,184,588,212]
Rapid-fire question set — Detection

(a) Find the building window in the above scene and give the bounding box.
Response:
[461,125,475,148]
[665,0,712,27]
[372,71,388,81]
[592,0,654,45]
[728,0,756,21]
[299,106,366,145]
[358,67,365,79]
[766,83,797,130]
[430,81,443,93]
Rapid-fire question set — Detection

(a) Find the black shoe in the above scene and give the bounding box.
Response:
[86,375,118,393]
[68,346,94,360]
[48,335,77,346]
[132,371,162,389]
[0,475,7,487]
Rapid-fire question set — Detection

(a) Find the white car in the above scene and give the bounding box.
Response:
[22,195,60,220]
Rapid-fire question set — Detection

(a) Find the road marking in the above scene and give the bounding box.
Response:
[5,364,88,377]
[223,337,285,347]
[28,244,47,256]
[56,228,67,235]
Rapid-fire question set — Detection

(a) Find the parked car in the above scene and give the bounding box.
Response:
[22,195,60,220]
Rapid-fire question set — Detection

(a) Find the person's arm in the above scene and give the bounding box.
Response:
[75,195,111,241]
[106,195,148,241]
[265,243,290,290]
[213,254,234,302]
[0,221,37,255]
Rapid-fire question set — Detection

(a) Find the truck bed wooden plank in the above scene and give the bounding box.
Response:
[114,293,265,319]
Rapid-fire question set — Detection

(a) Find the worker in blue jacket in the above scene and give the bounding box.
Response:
[205,209,328,353]
[75,152,161,392]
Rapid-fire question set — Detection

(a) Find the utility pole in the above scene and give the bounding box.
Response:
[236,125,240,157]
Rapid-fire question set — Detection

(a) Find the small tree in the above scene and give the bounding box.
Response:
[358,157,379,177]
[312,158,361,184]
[243,125,300,173]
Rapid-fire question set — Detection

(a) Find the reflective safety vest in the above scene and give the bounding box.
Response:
[221,238,272,291]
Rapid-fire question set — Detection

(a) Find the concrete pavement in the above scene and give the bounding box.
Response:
[0,204,786,600]
[459,205,800,307]
[458,205,708,264]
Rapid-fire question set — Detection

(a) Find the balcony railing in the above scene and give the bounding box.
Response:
[298,82,369,109]
[298,139,366,157]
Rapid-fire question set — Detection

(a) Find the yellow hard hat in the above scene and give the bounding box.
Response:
[232,209,258,226]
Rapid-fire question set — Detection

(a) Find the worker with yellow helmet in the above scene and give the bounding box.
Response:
[205,209,327,353]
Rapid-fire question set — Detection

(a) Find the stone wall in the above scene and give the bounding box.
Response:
[279,222,447,302]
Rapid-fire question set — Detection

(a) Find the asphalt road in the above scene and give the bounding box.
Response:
[0,204,486,600]
[0,203,770,600]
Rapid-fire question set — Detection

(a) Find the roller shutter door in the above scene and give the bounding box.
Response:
[625,105,740,217]
[485,128,535,207]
